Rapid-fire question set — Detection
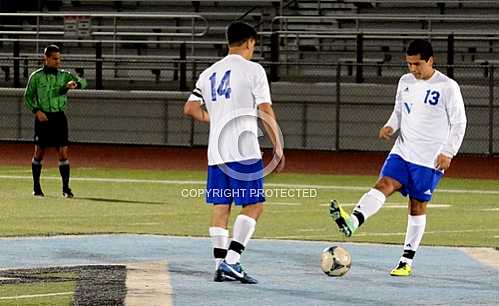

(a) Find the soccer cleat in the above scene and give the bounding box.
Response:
[32,189,45,197]
[62,188,74,198]
[218,261,258,284]
[213,269,236,282]
[390,261,412,276]
[329,200,356,237]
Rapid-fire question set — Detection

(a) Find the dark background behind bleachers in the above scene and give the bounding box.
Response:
[0,0,497,154]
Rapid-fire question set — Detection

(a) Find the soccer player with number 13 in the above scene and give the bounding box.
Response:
[330,39,467,276]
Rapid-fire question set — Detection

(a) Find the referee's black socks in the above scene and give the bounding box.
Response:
[32,158,42,191]
[58,159,71,190]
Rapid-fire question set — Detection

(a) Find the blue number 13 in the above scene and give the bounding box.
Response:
[209,70,232,102]
[424,89,440,105]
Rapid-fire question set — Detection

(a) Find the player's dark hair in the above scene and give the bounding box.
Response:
[407,39,433,62]
[226,21,257,47]
[44,44,60,57]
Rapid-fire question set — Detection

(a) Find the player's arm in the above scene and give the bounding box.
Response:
[253,64,284,172]
[436,82,467,171]
[24,73,47,122]
[184,82,209,123]
[24,73,37,113]
[59,70,87,95]
[183,100,209,123]
[258,103,285,173]
[379,80,403,140]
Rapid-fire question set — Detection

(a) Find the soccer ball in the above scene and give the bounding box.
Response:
[320,246,352,277]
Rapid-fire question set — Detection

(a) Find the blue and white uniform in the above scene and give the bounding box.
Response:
[188,54,271,205]
[381,70,467,201]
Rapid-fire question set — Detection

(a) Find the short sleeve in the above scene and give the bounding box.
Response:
[252,64,272,105]
[188,78,205,105]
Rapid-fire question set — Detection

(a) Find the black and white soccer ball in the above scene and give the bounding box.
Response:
[320,246,352,277]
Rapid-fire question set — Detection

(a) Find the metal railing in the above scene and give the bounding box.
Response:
[0,12,209,57]
[1,63,497,155]
[267,15,499,82]
[272,14,499,33]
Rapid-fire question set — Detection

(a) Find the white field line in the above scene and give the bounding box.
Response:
[267,228,499,239]
[1,174,498,195]
[269,202,301,206]
[0,292,72,300]
[318,203,451,208]
[480,208,499,211]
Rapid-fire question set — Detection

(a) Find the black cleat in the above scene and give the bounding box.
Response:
[32,189,45,197]
[62,188,74,198]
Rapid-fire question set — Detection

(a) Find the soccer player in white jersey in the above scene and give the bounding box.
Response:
[329,39,467,276]
[184,22,285,284]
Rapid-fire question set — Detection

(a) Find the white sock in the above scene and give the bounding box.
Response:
[209,227,228,269]
[351,188,386,227]
[399,215,426,266]
[225,215,256,264]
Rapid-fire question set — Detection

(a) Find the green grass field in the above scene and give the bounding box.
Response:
[0,270,75,305]
[1,165,498,247]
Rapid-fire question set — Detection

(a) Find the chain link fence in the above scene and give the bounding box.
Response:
[0,63,497,155]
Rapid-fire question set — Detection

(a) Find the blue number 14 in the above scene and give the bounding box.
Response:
[209,70,232,102]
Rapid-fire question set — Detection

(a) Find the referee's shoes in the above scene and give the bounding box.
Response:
[32,189,45,197]
[63,188,74,198]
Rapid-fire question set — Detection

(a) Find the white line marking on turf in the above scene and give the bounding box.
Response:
[319,202,451,208]
[0,174,498,195]
[265,228,499,239]
[269,202,301,206]
[480,208,499,211]
[355,228,499,236]
[0,292,73,300]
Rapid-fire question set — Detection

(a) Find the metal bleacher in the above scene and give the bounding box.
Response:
[0,0,498,88]
[0,0,280,90]
[271,0,499,84]
[0,1,497,153]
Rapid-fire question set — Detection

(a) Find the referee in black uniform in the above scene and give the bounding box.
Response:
[24,45,87,197]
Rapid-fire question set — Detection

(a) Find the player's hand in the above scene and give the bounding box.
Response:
[379,126,394,140]
[35,111,48,122]
[66,80,78,89]
[435,153,452,171]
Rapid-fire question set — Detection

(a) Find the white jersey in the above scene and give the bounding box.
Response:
[188,54,272,166]
[385,70,467,169]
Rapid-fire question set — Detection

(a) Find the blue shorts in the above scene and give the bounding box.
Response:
[206,159,265,206]
[379,154,444,202]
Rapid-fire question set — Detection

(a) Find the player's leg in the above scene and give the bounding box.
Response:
[218,159,264,284]
[32,115,48,196]
[56,113,73,198]
[57,146,73,198]
[390,163,443,276]
[330,154,406,237]
[32,145,45,196]
[390,199,427,276]
[225,203,263,265]
[206,164,234,282]
[219,203,262,284]
[210,204,232,281]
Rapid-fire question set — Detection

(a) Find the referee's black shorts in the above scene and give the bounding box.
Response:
[34,111,69,148]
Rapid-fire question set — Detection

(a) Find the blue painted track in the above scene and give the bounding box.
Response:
[0,235,497,305]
